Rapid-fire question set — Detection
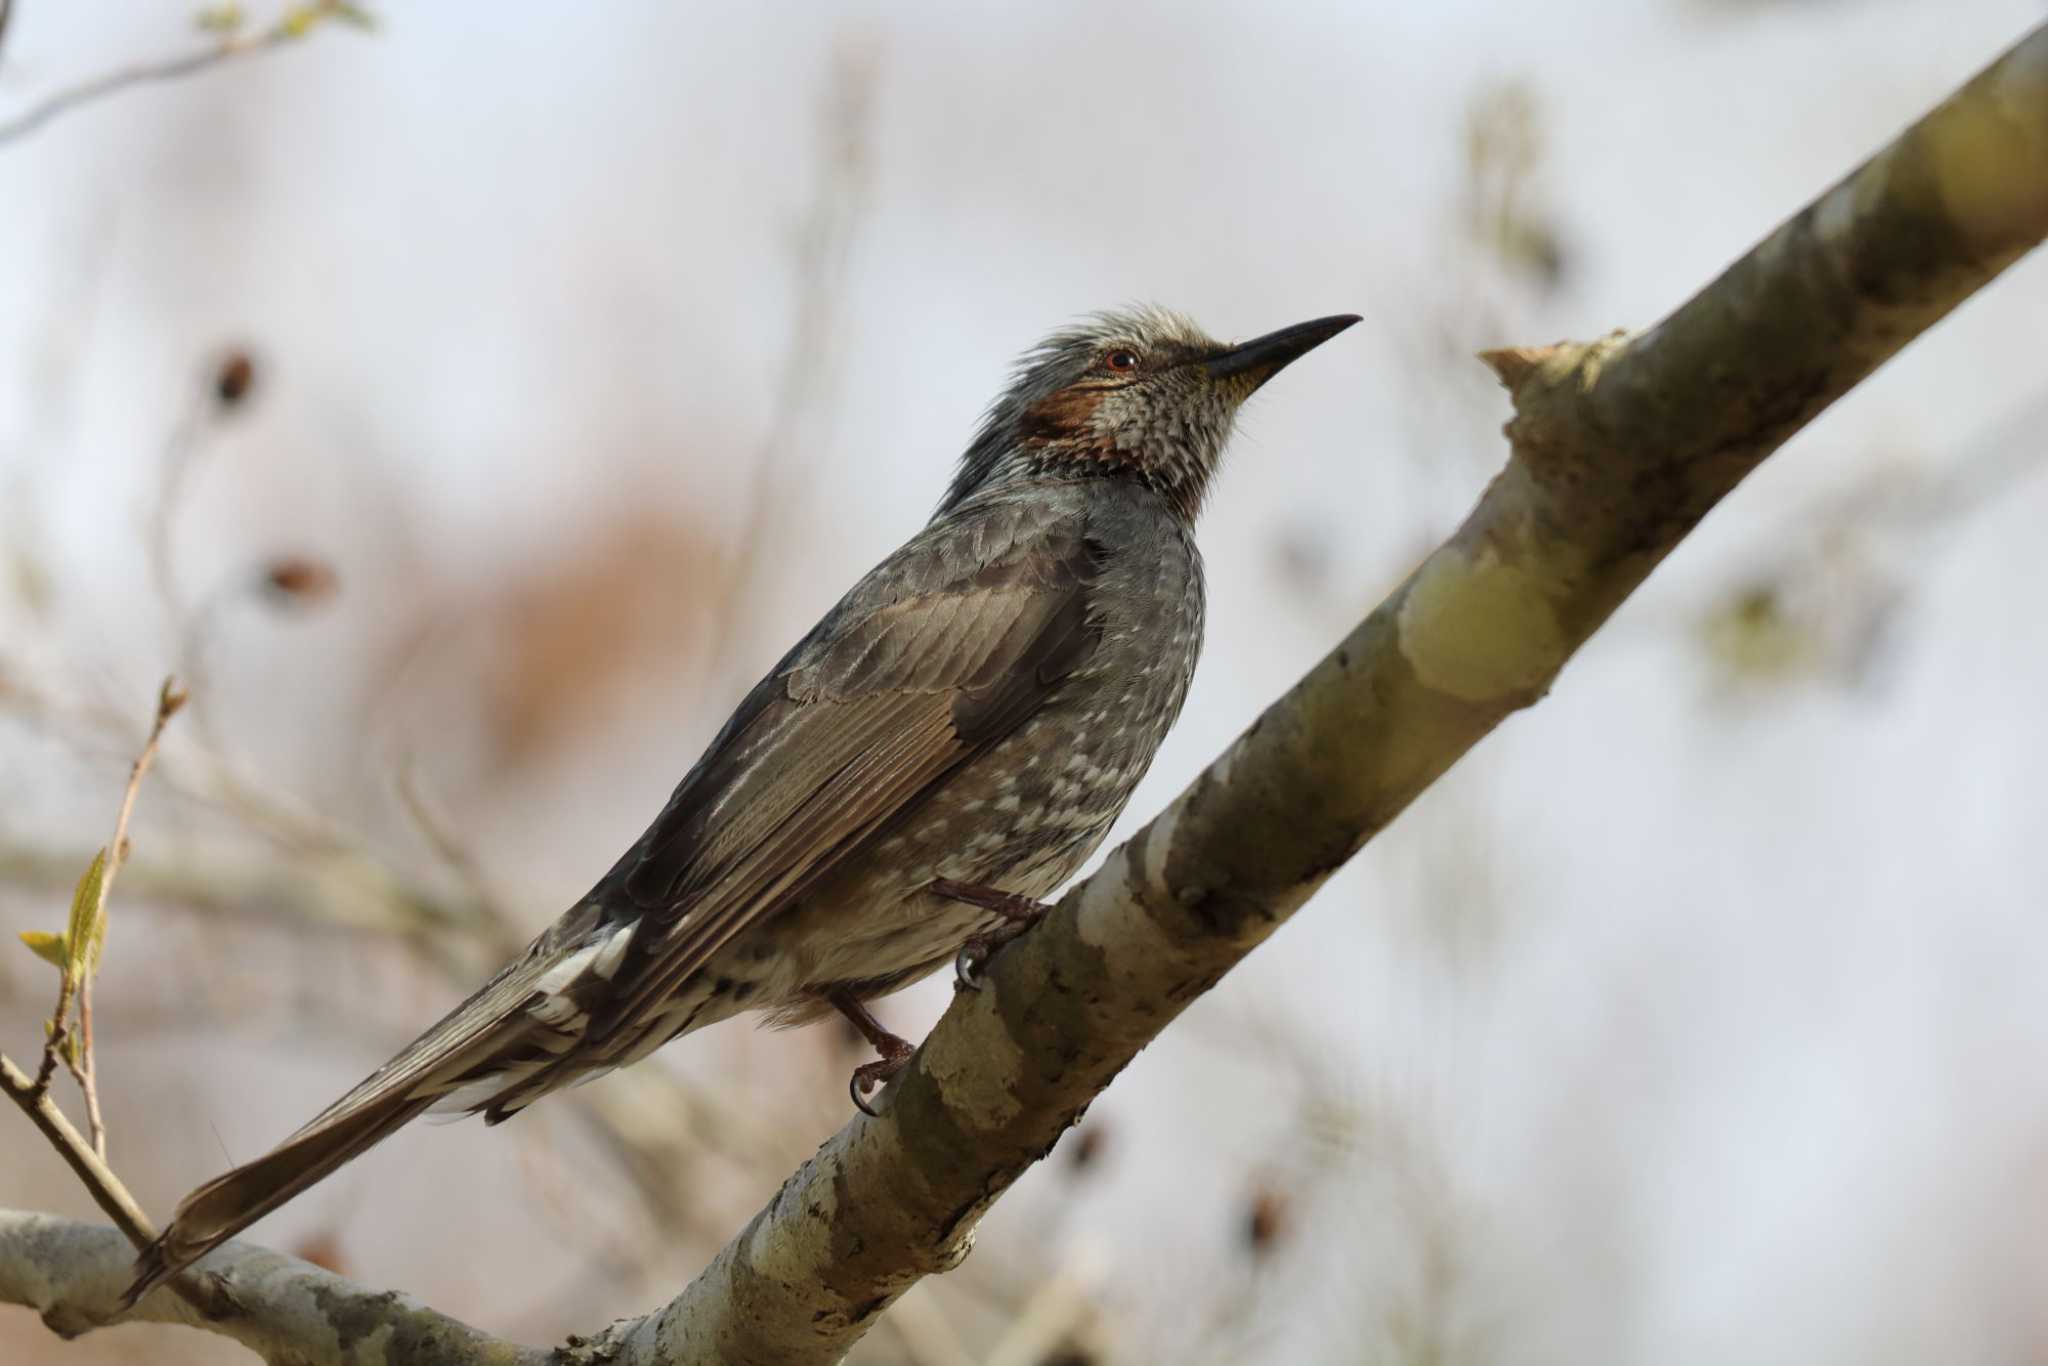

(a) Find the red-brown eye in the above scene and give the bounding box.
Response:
[1104,350,1139,372]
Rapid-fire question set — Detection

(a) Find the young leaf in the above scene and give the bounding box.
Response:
[194,3,246,33]
[18,930,68,970]
[65,848,109,981]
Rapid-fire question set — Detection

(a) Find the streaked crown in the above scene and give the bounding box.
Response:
[939,305,1358,523]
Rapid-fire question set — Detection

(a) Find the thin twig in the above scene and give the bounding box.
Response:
[700,39,875,683]
[0,22,305,149]
[97,675,183,916]
[70,996,101,1156]
[873,1285,975,1366]
[0,1054,153,1246]
[980,1260,1104,1366]
[148,387,210,631]
[393,755,523,957]
[34,678,185,1154]
[0,1055,244,1321]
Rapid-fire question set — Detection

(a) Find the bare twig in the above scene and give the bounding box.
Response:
[0,34,285,148]
[0,1057,240,1323]
[148,386,213,633]
[0,1054,152,1246]
[0,5,367,150]
[700,38,876,682]
[980,1260,1104,1366]
[68,998,101,1155]
[392,755,522,956]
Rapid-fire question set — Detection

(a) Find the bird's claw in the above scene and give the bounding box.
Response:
[848,1044,914,1117]
[954,936,990,993]
[931,879,1051,993]
[952,917,1036,993]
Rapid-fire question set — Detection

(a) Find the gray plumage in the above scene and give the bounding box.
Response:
[128,305,1357,1301]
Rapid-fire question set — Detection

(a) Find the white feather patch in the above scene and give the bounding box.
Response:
[529,993,587,1029]
[424,1065,533,1120]
[590,922,636,979]
[535,941,602,996]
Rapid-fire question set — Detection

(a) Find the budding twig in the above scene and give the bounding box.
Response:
[0,4,372,150]
[31,678,185,1156]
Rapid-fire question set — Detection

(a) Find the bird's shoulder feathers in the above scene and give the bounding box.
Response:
[583,490,1112,1035]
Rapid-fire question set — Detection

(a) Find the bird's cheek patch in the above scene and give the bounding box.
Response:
[1018,387,1105,443]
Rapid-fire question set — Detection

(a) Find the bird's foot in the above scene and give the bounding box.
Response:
[928,879,1052,992]
[829,988,915,1117]
[848,1040,914,1118]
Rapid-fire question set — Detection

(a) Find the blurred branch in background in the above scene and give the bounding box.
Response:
[700,35,878,686]
[341,39,876,800]
[1698,381,2048,694]
[1462,80,1571,295]
[0,2,371,149]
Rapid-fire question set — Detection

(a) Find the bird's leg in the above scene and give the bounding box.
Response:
[928,878,1053,992]
[829,989,914,1117]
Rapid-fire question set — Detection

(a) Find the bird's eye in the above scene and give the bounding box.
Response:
[1104,350,1139,372]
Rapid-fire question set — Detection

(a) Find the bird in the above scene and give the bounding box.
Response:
[126,304,1358,1303]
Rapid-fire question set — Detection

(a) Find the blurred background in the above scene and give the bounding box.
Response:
[4,1,2048,1362]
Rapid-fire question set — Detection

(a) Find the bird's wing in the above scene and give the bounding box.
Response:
[588,496,1107,1039]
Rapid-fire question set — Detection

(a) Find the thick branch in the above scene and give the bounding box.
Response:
[614,23,2048,1365]
[0,1210,535,1362]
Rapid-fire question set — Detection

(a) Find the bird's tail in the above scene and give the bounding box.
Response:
[125,1087,438,1304]
[123,929,589,1305]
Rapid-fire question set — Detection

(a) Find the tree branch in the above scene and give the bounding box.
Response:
[4,18,2045,1365]
[0,1210,535,1361]
[0,1056,155,1250]
[0,1056,244,1324]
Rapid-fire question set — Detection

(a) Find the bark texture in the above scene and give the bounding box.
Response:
[0,1211,532,1363]
[6,20,2048,1365]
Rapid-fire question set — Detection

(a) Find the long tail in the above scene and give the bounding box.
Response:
[125,1087,439,1304]
[123,921,612,1305]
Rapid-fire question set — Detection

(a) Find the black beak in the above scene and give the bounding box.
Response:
[1204,314,1361,389]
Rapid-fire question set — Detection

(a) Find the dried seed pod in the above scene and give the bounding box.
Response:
[215,350,256,408]
[260,557,340,606]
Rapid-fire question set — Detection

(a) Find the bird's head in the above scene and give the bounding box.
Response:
[940,306,1359,522]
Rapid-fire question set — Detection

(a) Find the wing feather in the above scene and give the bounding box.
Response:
[587,502,1109,1044]
[592,694,962,1033]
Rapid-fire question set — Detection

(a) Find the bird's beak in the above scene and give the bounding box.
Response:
[1203,314,1361,391]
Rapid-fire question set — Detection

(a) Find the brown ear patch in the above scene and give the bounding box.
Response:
[1018,384,1105,443]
